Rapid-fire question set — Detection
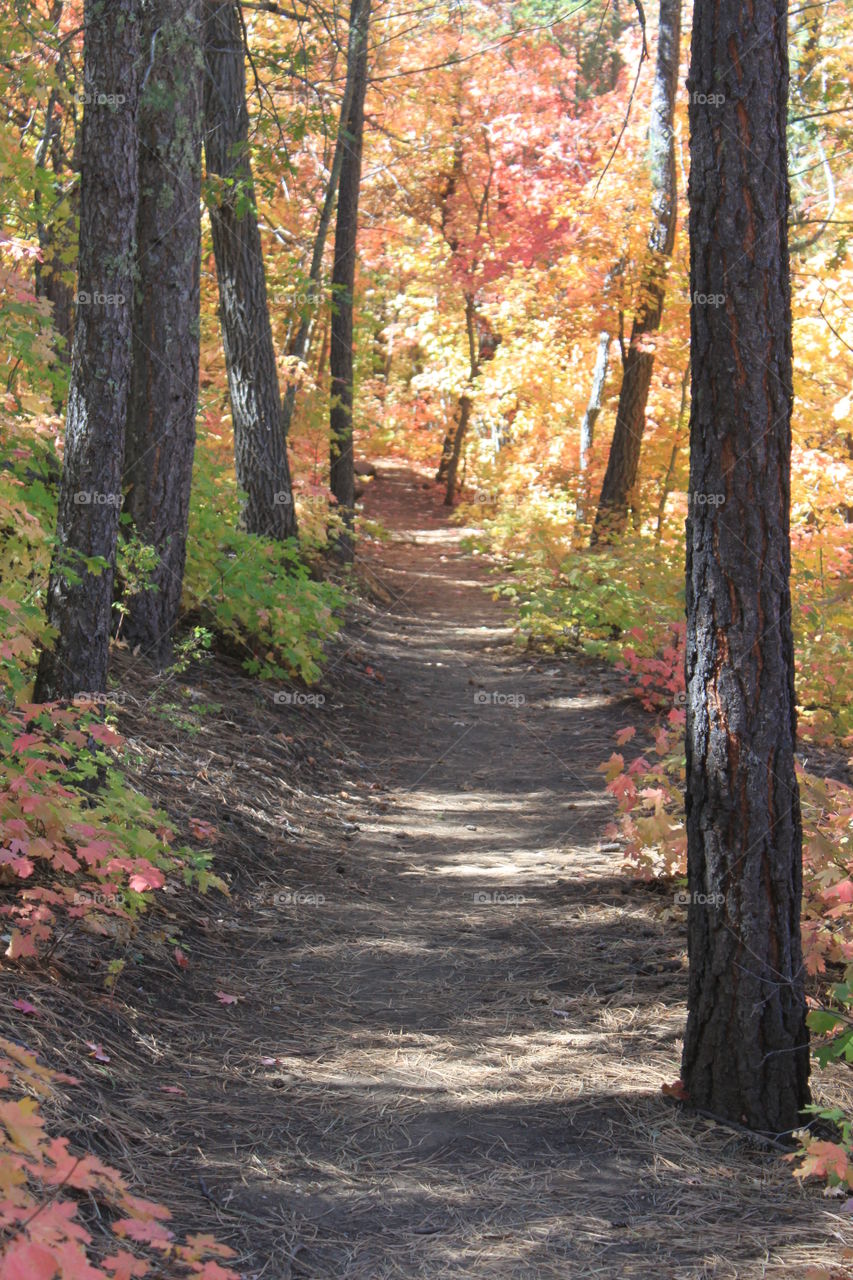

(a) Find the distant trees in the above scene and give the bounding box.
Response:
[122,0,204,666]
[35,0,141,700]
[203,0,297,539]
[329,0,371,559]
[681,0,809,1131]
[592,0,681,542]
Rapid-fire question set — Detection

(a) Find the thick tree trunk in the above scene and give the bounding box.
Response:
[591,0,681,543]
[35,0,140,702]
[681,0,809,1133]
[121,0,203,668]
[203,0,297,538]
[575,330,610,523]
[329,0,371,560]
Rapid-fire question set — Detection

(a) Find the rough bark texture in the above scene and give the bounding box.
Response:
[122,0,203,667]
[681,0,809,1133]
[203,0,296,538]
[591,0,681,542]
[329,0,371,560]
[35,0,140,702]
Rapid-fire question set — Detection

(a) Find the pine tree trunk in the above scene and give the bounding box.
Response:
[591,0,681,543]
[35,0,140,702]
[122,0,203,667]
[681,0,809,1134]
[329,0,371,561]
[203,0,297,539]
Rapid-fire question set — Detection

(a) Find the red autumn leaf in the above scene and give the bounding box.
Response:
[88,723,123,748]
[12,999,37,1015]
[174,947,189,969]
[86,1042,110,1063]
[215,991,239,1005]
[662,1078,689,1101]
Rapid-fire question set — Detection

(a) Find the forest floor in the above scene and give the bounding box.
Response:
[4,460,853,1279]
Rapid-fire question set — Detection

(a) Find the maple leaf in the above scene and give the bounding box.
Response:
[11,1000,37,1016]
[215,991,239,1005]
[615,726,636,745]
[0,1240,59,1280]
[85,1043,110,1063]
[0,1098,45,1155]
[88,724,123,748]
[127,865,165,892]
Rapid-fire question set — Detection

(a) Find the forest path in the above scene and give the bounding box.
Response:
[54,461,847,1279]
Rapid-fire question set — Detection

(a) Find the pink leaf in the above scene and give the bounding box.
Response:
[215,991,239,1005]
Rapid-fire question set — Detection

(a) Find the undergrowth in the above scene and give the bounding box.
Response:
[467,486,853,1192]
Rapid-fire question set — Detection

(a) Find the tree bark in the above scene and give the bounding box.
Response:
[203,0,297,538]
[35,0,140,702]
[34,1,75,379]
[121,0,203,667]
[329,0,371,561]
[681,0,809,1133]
[575,330,610,523]
[280,37,358,440]
[591,0,681,543]
[444,292,478,506]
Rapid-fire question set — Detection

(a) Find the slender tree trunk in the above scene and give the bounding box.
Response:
[34,1,74,377]
[591,0,681,543]
[281,40,358,439]
[681,0,809,1133]
[329,0,371,560]
[575,330,610,523]
[121,0,203,667]
[203,0,297,538]
[444,292,478,506]
[35,0,140,702]
[436,425,454,484]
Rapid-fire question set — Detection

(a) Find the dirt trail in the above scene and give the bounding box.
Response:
[13,461,850,1279]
